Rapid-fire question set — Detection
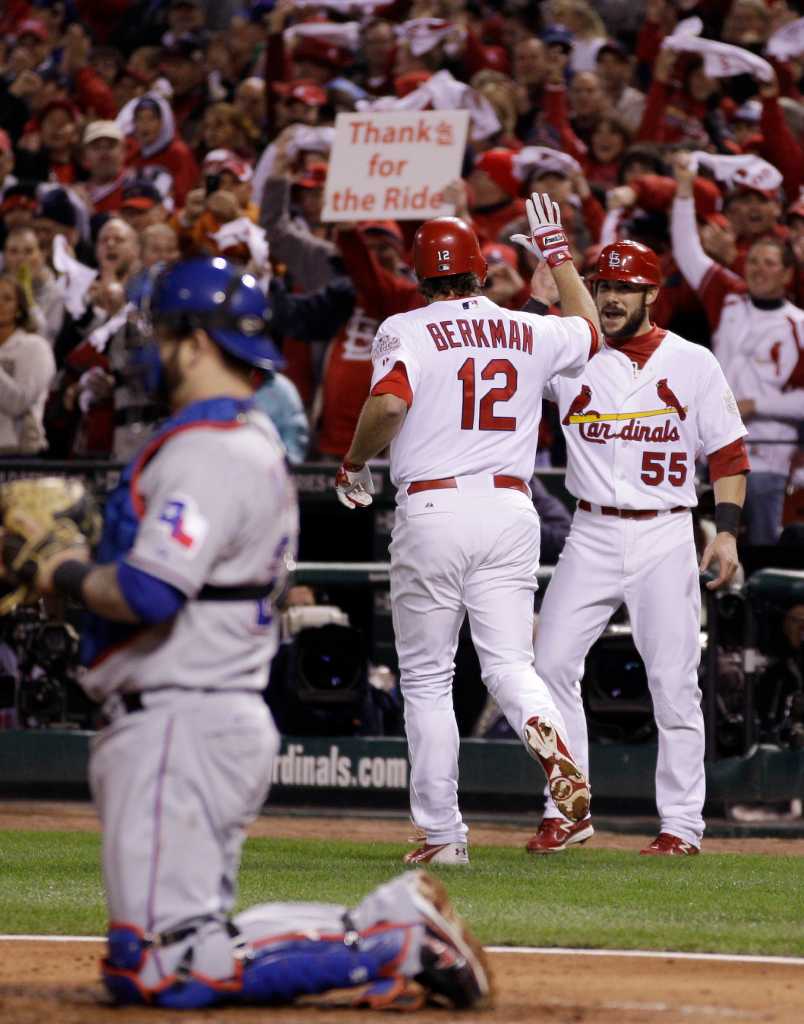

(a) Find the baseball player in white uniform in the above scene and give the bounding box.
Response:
[14,258,490,1012]
[528,240,750,856]
[336,197,601,865]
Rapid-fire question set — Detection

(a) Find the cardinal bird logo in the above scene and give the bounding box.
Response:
[656,378,686,421]
[563,384,593,425]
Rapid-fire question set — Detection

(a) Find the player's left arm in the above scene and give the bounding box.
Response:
[33,553,184,623]
[699,471,747,591]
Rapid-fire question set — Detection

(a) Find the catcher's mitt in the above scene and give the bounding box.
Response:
[0,477,101,615]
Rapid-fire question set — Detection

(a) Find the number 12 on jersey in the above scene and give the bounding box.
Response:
[457,357,518,431]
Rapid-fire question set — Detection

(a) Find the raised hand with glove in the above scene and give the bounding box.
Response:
[510,192,573,268]
[511,192,601,334]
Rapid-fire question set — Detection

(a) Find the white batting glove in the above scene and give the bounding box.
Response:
[335,461,375,509]
[510,192,572,269]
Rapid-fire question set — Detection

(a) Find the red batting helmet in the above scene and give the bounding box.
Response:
[590,240,662,287]
[413,217,487,282]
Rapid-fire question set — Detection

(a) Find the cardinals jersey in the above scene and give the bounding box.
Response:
[704,284,804,477]
[546,330,747,509]
[672,195,804,475]
[369,295,598,486]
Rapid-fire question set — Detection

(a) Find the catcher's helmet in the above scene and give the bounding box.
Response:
[150,257,282,371]
[413,217,487,282]
[590,240,662,287]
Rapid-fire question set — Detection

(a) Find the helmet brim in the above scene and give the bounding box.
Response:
[208,328,285,372]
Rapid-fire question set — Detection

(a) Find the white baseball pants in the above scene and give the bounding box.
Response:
[390,476,568,846]
[534,507,705,846]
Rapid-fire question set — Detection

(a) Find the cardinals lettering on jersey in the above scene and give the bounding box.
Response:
[562,379,688,446]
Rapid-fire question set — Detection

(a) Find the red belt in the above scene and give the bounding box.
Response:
[577,499,687,520]
[408,475,530,496]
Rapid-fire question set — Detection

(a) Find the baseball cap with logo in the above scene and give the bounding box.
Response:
[274,81,328,107]
[122,180,163,210]
[295,162,329,189]
[84,120,124,146]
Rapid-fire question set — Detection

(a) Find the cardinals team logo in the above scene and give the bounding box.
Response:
[608,251,621,267]
[563,381,687,444]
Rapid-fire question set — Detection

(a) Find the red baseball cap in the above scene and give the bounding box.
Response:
[38,99,80,125]
[220,157,253,183]
[292,36,349,70]
[394,70,432,98]
[17,18,49,42]
[481,241,518,268]
[274,80,327,107]
[360,219,404,249]
[474,149,520,199]
[295,162,329,189]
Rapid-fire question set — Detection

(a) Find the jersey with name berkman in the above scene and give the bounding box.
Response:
[370,295,597,486]
[546,331,747,509]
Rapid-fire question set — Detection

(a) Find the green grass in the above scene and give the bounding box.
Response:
[1,831,802,956]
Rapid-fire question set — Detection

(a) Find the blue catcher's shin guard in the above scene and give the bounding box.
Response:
[102,925,150,1005]
[238,923,414,1005]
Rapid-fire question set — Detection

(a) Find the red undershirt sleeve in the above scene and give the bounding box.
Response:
[708,437,751,481]
[370,361,413,407]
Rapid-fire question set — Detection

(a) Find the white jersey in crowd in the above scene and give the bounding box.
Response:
[545,330,747,509]
[369,295,598,485]
[84,410,298,700]
[671,194,804,476]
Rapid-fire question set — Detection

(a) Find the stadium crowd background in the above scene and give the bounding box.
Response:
[0,0,802,764]
[0,1,803,533]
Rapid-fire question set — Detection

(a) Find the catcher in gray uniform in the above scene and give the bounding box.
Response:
[0,258,490,1012]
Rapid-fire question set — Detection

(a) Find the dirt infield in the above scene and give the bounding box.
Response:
[1,802,803,1023]
[2,800,803,854]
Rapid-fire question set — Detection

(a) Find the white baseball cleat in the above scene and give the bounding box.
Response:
[523,716,591,822]
[403,842,469,866]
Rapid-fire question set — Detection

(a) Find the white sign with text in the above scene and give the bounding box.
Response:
[322,110,470,222]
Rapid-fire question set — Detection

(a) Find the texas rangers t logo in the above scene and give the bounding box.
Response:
[157,495,209,554]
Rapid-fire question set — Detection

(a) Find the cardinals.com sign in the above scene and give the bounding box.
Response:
[322,110,470,222]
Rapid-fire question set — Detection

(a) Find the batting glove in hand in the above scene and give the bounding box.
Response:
[510,192,572,268]
[335,462,375,509]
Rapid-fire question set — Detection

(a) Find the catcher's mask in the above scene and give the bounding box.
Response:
[143,257,283,380]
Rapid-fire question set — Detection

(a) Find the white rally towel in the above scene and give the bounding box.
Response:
[286,125,336,162]
[211,218,270,270]
[51,235,97,319]
[355,70,500,141]
[284,21,361,53]
[291,0,386,11]
[689,152,783,193]
[662,17,775,83]
[87,302,134,354]
[513,146,582,181]
[766,17,804,61]
[396,18,463,58]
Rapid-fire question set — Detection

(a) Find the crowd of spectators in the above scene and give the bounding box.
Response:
[0,0,802,544]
